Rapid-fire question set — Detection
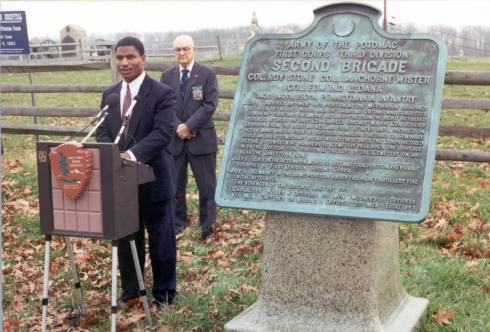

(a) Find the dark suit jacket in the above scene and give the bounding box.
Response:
[160,62,219,156]
[96,74,176,202]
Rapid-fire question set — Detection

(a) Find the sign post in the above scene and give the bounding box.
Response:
[1,10,30,329]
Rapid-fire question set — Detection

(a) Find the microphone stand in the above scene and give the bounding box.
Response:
[114,115,129,145]
[67,93,118,143]
[63,113,102,142]
[81,111,110,143]
[114,99,137,145]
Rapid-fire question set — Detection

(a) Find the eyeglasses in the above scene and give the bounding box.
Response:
[174,47,191,53]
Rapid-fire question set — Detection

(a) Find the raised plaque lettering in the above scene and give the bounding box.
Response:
[217,5,446,223]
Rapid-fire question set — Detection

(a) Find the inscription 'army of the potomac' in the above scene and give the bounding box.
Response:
[218,18,442,220]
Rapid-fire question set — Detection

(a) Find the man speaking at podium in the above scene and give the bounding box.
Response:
[96,36,177,308]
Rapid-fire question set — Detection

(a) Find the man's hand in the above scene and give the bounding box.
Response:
[176,123,194,140]
[64,141,83,148]
[120,151,131,160]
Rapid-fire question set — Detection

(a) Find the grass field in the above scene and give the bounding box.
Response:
[1,56,489,331]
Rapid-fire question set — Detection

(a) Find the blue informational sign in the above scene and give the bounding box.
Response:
[0,11,30,54]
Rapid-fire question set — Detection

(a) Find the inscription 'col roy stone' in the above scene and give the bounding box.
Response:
[217,3,446,223]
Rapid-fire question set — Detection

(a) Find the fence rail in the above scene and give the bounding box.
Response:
[2,105,488,140]
[2,40,222,63]
[2,84,490,111]
[0,61,109,73]
[1,83,490,108]
[3,61,490,83]
[0,84,236,98]
[1,63,489,163]
[1,122,488,163]
[1,106,489,137]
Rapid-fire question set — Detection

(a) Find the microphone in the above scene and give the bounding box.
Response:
[64,93,119,142]
[94,93,119,120]
[122,94,140,118]
[80,93,120,143]
[114,94,139,145]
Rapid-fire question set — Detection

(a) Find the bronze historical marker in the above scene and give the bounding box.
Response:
[216,3,446,223]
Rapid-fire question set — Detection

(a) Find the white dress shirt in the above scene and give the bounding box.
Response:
[179,60,194,81]
[120,71,146,161]
[120,71,145,116]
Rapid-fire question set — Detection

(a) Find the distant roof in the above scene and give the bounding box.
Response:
[60,24,86,33]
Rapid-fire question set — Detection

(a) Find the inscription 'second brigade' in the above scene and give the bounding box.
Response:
[216,4,446,223]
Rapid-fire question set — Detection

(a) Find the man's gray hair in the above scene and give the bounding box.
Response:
[173,35,195,48]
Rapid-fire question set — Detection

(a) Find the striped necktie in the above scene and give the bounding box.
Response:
[122,84,131,138]
[180,69,189,96]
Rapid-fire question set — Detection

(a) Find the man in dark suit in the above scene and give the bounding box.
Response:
[160,35,219,240]
[96,36,177,308]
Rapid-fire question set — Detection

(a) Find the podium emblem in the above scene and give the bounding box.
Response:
[49,143,94,200]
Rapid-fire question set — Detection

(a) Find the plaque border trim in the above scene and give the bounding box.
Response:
[216,3,447,224]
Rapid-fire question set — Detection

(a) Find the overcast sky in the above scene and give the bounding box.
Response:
[1,0,489,39]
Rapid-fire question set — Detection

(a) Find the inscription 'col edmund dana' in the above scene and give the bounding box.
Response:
[217,4,446,223]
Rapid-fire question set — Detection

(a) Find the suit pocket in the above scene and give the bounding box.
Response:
[188,127,217,155]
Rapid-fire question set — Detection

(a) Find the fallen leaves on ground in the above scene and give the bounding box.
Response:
[2,155,487,330]
[433,308,456,326]
[2,155,265,330]
[420,185,489,259]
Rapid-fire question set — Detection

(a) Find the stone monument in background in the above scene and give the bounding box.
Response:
[216,3,446,332]
[60,24,87,58]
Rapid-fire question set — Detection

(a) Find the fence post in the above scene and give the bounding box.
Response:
[78,40,82,60]
[216,35,223,61]
[27,57,39,141]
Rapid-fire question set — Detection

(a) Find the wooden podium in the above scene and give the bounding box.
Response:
[36,141,154,331]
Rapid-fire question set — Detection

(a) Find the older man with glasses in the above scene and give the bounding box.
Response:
[161,35,219,240]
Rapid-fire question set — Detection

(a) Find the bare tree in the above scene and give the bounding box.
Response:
[428,25,459,56]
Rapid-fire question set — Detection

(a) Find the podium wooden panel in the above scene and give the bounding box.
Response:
[36,141,154,240]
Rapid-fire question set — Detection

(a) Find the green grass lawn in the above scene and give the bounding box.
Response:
[446,57,490,72]
[1,56,489,331]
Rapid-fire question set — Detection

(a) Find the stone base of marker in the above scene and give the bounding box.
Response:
[225,213,428,332]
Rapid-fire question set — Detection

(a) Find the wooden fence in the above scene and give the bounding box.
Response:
[1,61,489,163]
[3,40,222,63]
